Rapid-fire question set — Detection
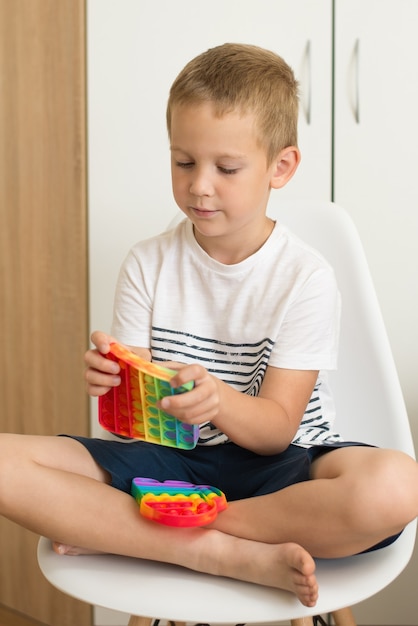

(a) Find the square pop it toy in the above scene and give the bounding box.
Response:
[98,343,198,449]
[131,477,228,527]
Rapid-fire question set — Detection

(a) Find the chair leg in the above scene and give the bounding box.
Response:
[127,617,153,626]
[291,618,314,625]
[331,607,357,626]
[127,620,186,626]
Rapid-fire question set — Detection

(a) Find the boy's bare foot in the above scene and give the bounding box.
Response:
[264,542,318,607]
[52,537,318,607]
[210,538,318,607]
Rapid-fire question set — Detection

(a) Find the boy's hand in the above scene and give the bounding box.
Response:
[84,331,122,397]
[159,363,222,425]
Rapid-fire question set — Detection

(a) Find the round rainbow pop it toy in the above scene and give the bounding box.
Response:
[131,477,228,527]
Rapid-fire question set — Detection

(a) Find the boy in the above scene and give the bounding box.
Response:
[1,43,417,609]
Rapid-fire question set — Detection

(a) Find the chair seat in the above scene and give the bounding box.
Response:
[38,521,416,624]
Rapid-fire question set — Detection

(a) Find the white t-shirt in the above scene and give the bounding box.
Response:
[112,218,343,447]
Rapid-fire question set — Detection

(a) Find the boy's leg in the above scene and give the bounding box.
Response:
[212,445,418,557]
[0,433,318,607]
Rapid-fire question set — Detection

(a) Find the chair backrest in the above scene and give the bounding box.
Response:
[169,202,414,456]
[267,201,414,455]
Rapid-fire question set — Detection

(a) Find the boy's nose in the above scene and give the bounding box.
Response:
[189,169,213,197]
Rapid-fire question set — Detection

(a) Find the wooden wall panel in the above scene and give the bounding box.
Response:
[0,1,91,624]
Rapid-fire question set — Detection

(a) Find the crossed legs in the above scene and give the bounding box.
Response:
[212,445,418,557]
[1,433,417,608]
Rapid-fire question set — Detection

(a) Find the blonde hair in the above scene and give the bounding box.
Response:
[166,43,299,164]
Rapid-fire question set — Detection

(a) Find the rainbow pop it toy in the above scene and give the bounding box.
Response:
[98,342,198,449]
[131,477,228,527]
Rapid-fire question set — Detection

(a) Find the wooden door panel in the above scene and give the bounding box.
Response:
[0,1,91,624]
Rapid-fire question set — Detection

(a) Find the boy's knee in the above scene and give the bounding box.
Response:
[387,452,418,519]
[359,450,418,527]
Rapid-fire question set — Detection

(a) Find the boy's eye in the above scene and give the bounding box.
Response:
[175,161,194,169]
[218,166,238,175]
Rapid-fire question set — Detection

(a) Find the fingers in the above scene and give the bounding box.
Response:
[161,394,219,424]
[84,331,121,397]
[168,363,201,388]
[160,360,186,372]
[160,365,220,424]
[84,356,121,396]
[90,330,115,354]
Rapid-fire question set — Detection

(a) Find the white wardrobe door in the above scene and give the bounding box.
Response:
[334,0,418,404]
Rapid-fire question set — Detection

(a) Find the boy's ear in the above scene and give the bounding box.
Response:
[270,146,301,189]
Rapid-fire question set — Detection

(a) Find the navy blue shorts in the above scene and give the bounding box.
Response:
[68,436,329,497]
[66,436,401,552]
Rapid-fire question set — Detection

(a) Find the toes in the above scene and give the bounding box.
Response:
[52,541,68,555]
[52,541,83,556]
[297,578,318,607]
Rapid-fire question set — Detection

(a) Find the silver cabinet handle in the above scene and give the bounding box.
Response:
[300,40,312,125]
[349,38,360,124]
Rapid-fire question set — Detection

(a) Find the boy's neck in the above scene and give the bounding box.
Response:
[193,217,275,265]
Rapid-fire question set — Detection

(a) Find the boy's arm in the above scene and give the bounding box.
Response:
[161,364,318,455]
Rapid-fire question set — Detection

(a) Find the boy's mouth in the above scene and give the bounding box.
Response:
[190,206,218,218]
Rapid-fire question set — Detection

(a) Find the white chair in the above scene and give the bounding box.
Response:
[37,201,416,626]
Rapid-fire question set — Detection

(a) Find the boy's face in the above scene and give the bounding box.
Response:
[169,102,280,253]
